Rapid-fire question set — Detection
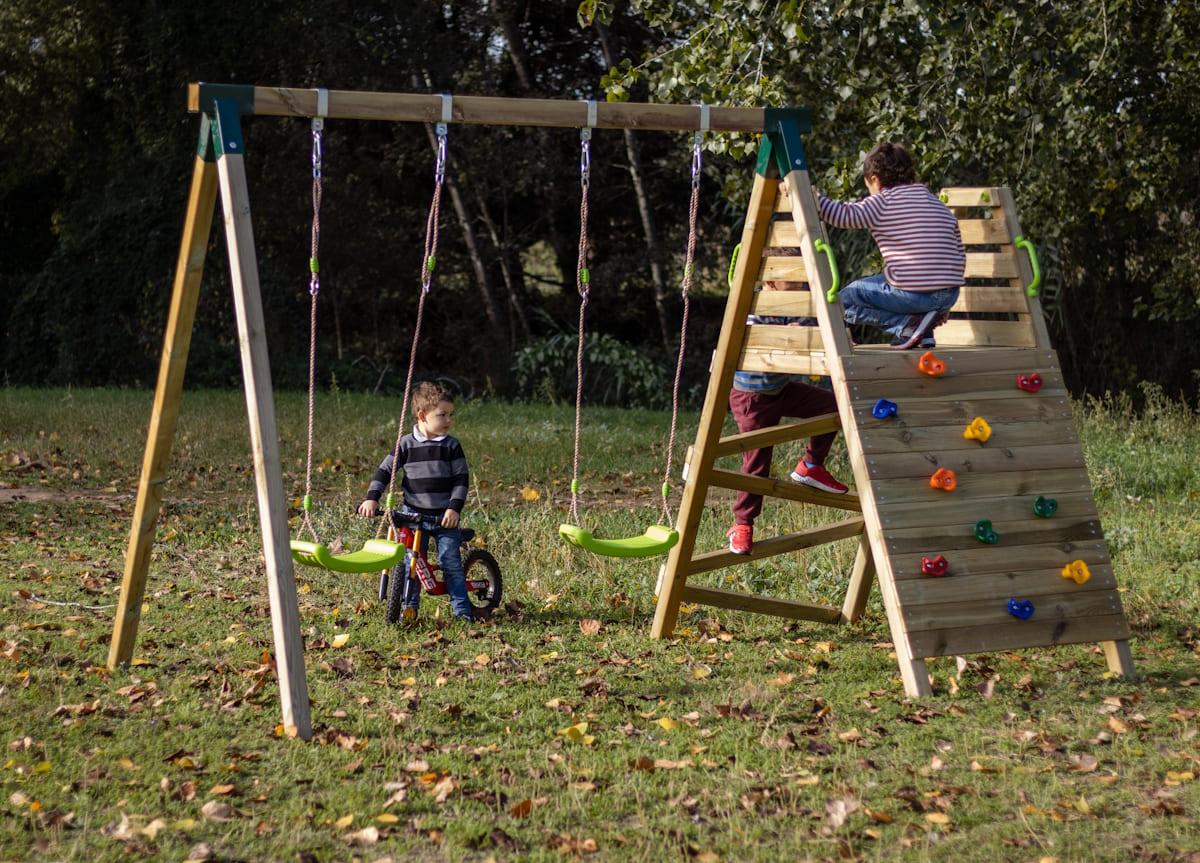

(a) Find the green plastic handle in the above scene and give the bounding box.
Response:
[727,243,741,288]
[1014,235,1041,298]
[815,238,840,302]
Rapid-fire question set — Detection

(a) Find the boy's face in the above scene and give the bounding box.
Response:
[417,400,455,438]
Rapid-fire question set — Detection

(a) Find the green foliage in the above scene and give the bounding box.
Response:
[513,332,668,408]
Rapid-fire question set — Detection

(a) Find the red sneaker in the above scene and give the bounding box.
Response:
[727,523,753,555]
[790,462,849,494]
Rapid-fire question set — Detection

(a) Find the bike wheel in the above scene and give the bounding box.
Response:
[463,548,502,615]
[385,558,409,625]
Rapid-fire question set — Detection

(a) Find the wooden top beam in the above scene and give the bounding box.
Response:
[187,83,770,133]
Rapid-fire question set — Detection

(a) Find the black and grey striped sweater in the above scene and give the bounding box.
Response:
[365,428,469,516]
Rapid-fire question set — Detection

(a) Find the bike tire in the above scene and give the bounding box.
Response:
[463,548,503,615]
[385,558,409,625]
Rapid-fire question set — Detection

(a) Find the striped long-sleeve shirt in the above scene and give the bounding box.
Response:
[817,184,965,292]
[365,426,469,516]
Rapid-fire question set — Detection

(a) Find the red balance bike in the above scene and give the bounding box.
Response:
[377,511,502,624]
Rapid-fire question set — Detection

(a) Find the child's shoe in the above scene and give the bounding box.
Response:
[918,311,950,349]
[726,523,753,555]
[790,462,849,494]
[890,310,939,350]
[401,607,418,625]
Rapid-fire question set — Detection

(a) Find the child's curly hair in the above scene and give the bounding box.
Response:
[412,381,453,417]
[863,142,917,189]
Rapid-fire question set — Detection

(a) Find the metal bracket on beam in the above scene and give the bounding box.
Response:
[210,97,246,158]
[189,82,255,115]
[756,106,813,178]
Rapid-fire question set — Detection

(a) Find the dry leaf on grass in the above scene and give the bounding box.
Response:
[579,619,601,636]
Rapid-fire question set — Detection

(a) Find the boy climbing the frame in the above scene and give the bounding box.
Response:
[358,382,479,622]
[809,142,965,350]
[727,280,848,556]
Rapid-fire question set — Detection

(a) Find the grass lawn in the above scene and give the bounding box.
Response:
[1,386,1197,862]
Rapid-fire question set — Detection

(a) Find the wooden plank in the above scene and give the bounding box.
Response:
[766,220,803,248]
[958,218,1011,245]
[216,149,312,740]
[853,396,1074,430]
[933,319,1037,347]
[890,540,1110,580]
[750,290,814,316]
[894,564,1118,606]
[863,443,1087,480]
[1103,640,1136,677]
[952,285,1030,313]
[908,613,1130,658]
[743,322,824,352]
[872,466,1091,504]
[842,347,1058,381]
[681,585,842,623]
[903,589,1126,634]
[739,348,829,377]
[713,413,842,457]
[883,516,1103,553]
[708,468,863,511]
[940,187,1004,208]
[758,257,810,283]
[840,536,875,623]
[109,153,219,669]
[997,187,1053,348]
[189,84,766,132]
[963,251,1020,279]
[846,368,1066,400]
[652,171,780,639]
[875,491,1097,530]
[859,418,1079,455]
[687,518,865,575]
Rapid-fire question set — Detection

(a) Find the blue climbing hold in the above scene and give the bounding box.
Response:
[872,398,898,419]
[1007,598,1035,620]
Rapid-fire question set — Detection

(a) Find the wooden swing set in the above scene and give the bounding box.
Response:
[109,83,1133,742]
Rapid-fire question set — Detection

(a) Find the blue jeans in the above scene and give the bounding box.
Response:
[399,513,472,620]
[840,274,959,336]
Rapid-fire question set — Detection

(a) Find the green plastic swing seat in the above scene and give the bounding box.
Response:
[559,523,679,559]
[290,538,404,573]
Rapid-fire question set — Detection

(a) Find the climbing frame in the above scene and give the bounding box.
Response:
[652,119,1134,696]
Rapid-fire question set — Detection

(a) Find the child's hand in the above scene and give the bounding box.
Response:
[357,500,379,518]
[441,509,460,529]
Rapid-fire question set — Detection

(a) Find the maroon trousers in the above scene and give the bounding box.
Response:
[728,381,838,525]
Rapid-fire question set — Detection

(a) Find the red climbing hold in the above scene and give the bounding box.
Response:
[1016,372,1043,393]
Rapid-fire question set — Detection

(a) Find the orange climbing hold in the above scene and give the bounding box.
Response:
[1061,560,1091,585]
[929,468,957,491]
[918,351,946,376]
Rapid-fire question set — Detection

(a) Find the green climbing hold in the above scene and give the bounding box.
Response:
[974,519,1000,544]
[1033,496,1058,518]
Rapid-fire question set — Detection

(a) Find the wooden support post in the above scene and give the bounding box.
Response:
[650,172,778,639]
[109,139,219,669]
[997,187,1052,350]
[1102,639,1136,679]
[840,536,875,623]
[211,100,312,739]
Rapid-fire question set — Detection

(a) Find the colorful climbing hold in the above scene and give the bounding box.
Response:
[1016,372,1043,393]
[1033,495,1058,518]
[918,351,946,377]
[872,398,898,419]
[962,416,992,444]
[929,468,957,492]
[921,555,949,577]
[1061,559,1091,585]
[974,519,1000,544]
[1007,598,1035,620]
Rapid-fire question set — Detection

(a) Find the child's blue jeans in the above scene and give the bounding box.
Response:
[840,274,959,336]
[399,514,473,621]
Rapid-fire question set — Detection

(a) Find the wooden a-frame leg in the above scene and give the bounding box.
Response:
[1102,639,1136,679]
[109,151,218,669]
[839,535,875,623]
[215,128,312,740]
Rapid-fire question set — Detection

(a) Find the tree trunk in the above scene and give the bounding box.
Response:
[596,24,672,353]
[473,184,531,343]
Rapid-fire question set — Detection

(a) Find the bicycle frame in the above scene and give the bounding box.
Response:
[391,523,490,596]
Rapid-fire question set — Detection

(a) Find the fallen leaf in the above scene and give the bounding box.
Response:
[824,797,860,828]
[375,813,400,824]
[334,814,354,829]
[331,633,350,649]
[579,619,601,637]
[344,826,380,847]
[1069,754,1099,773]
[200,800,234,822]
[656,717,679,732]
[925,812,951,825]
[768,672,795,687]
[557,722,595,745]
[520,486,540,501]
[209,783,236,796]
[510,799,533,818]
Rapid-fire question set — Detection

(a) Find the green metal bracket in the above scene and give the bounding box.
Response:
[210,97,246,158]
[756,107,812,178]
[193,82,255,115]
[196,113,215,162]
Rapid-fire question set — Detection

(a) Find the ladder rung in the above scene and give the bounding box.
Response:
[714,413,842,457]
[688,518,864,575]
[708,468,861,512]
[681,585,840,623]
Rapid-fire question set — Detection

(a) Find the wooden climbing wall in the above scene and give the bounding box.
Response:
[652,157,1134,696]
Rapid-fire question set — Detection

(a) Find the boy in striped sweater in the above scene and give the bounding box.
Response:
[726,279,848,556]
[357,382,476,621]
[816,142,965,350]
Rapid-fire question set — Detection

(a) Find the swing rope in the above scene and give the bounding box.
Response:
[568,120,592,526]
[299,112,325,543]
[661,127,702,526]
[378,111,449,536]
